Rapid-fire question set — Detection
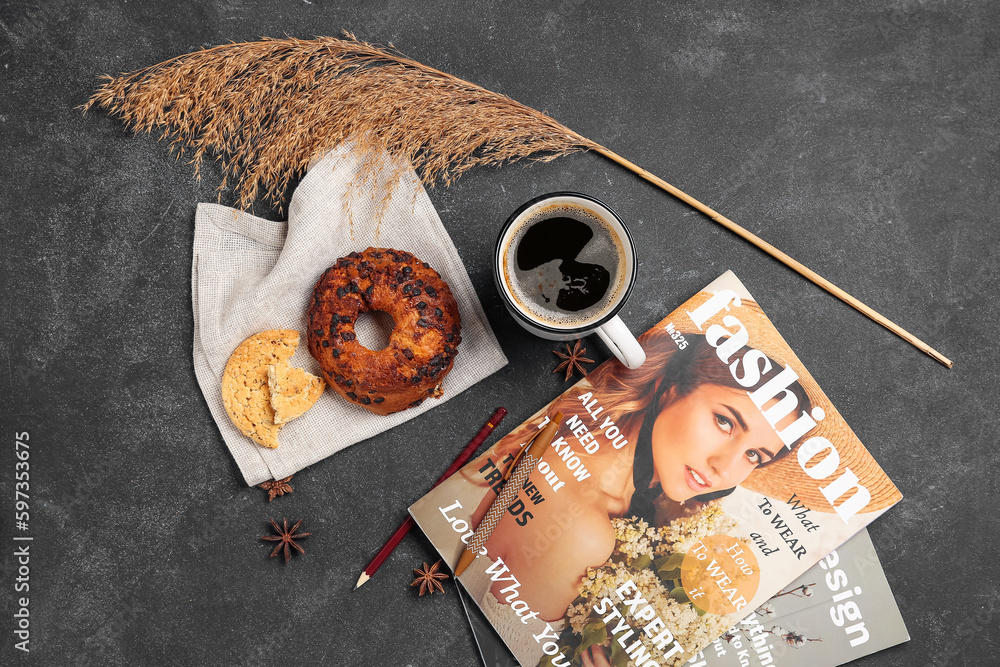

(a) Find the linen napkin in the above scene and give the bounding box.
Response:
[192,147,508,486]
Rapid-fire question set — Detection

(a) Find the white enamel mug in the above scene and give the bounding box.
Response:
[494,192,646,369]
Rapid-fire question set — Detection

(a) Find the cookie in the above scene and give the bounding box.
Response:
[221,329,305,449]
[268,361,325,424]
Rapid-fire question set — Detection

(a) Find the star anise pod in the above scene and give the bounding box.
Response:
[261,518,312,563]
[411,560,449,596]
[258,475,294,502]
[553,339,595,381]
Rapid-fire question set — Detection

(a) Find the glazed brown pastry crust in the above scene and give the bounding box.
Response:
[307,248,462,415]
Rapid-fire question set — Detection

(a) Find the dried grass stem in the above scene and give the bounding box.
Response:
[84,34,596,211]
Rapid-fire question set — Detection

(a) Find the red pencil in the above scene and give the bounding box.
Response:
[355,407,508,588]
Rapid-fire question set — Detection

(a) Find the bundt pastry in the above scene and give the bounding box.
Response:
[307,248,462,415]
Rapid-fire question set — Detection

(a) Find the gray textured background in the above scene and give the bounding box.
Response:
[1,1,997,665]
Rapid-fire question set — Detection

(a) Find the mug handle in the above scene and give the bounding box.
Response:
[595,316,646,369]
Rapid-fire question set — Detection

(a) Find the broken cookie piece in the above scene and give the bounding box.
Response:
[221,329,324,449]
[268,361,325,424]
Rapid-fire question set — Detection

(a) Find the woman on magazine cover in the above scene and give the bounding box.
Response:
[469,323,815,627]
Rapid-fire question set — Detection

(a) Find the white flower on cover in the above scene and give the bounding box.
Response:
[562,504,744,667]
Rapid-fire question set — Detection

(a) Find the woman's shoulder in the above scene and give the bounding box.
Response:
[536,494,617,571]
[565,507,618,566]
[502,501,617,620]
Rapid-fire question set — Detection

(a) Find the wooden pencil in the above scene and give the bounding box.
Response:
[356,407,508,589]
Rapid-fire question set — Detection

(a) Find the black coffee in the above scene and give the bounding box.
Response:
[503,204,625,328]
[516,217,611,312]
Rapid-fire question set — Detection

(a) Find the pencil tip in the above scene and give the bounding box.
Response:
[355,572,369,589]
[454,549,476,578]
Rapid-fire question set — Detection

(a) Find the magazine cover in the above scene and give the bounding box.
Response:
[459,528,909,667]
[410,271,902,667]
[686,526,909,667]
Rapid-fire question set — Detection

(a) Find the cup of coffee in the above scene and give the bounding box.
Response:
[494,192,646,369]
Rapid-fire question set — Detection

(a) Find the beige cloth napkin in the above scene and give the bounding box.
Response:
[192,147,508,486]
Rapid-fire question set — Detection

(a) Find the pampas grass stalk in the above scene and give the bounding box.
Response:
[84,34,596,212]
[84,33,951,367]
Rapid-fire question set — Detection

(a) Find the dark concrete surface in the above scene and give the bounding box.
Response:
[1,1,997,665]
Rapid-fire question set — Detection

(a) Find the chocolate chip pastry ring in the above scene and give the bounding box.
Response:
[307,248,462,416]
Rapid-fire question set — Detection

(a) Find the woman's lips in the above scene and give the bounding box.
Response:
[685,466,711,492]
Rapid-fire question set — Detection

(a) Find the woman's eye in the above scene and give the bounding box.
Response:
[715,414,733,434]
[746,449,761,464]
